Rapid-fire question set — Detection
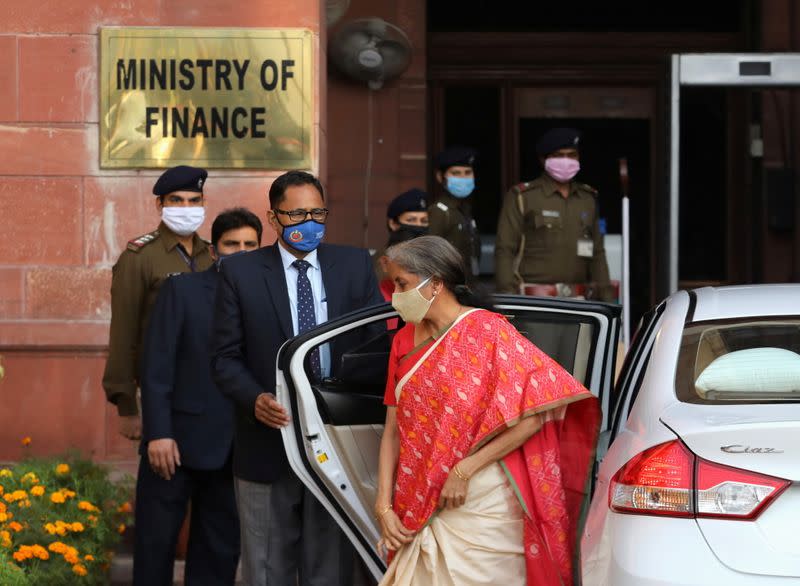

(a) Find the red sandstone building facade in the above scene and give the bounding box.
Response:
[1,0,799,463]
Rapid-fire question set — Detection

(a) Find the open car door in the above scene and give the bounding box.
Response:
[277,295,621,582]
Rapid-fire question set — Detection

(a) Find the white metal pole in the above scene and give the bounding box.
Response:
[622,195,631,349]
[619,158,631,350]
[669,54,681,294]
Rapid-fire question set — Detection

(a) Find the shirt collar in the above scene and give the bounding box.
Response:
[278,241,320,272]
[541,174,584,199]
[158,222,209,255]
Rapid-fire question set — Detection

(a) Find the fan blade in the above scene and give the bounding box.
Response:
[377,40,411,76]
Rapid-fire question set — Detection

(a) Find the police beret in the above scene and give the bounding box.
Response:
[434,146,476,172]
[152,165,208,196]
[387,188,428,219]
[535,128,581,157]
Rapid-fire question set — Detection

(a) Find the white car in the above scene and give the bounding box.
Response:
[275,286,799,584]
[582,284,800,585]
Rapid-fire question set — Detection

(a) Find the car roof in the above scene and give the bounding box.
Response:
[689,284,800,323]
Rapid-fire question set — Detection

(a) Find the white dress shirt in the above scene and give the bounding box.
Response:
[278,243,331,377]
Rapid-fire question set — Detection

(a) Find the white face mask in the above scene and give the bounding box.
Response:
[392,277,434,324]
[161,206,205,236]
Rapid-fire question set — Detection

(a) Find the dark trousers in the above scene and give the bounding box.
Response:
[133,456,240,586]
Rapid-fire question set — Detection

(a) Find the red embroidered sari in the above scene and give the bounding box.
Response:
[384,309,600,585]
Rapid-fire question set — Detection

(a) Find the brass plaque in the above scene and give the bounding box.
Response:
[100,27,313,169]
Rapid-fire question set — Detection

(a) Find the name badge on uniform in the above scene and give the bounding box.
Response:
[577,238,594,258]
[542,210,560,218]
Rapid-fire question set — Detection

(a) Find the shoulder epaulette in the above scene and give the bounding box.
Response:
[578,182,598,195]
[436,201,449,212]
[512,181,532,193]
[127,230,160,252]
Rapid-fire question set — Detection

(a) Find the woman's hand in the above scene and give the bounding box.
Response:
[377,507,414,553]
[438,465,470,509]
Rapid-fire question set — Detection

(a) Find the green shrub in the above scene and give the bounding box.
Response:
[0,449,133,585]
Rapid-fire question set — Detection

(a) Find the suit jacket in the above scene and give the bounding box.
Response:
[212,242,384,484]
[139,267,234,470]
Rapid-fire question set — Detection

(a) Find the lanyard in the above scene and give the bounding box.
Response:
[175,244,196,272]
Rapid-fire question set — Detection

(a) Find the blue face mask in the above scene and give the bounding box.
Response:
[215,249,249,271]
[446,176,475,199]
[281,219,326,252]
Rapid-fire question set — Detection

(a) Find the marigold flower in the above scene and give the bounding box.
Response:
[48,541,67,553]
[21,437,31,446]
[4,490,27,503]
[0,530,11,548]
[30,485,45,497]
[87,514,98,524]
[73,563,88,576]
[7,522,22,532]
[117,501,133,514]
[78,500,99,512]
[50,492,66,504]
[61,489,76,499]
[55,463,70,475]
[19,499,31,508]
[0,485,4,495]
[44,522,56,535]
[65,551,80,564]
[20,472,38,484]
[84,554,94,561]
[118,523,126,534]
[70,522,85,532]
[30,545,48,560]
[0,470,12,478]
[0,512,7,523]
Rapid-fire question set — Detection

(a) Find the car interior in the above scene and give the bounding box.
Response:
[299,309,601,542]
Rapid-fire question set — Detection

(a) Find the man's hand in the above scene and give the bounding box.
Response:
[254,393,291,428]
[147,438,181,480]
[119,415,142,440]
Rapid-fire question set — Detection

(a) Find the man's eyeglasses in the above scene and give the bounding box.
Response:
[274,208,329,223]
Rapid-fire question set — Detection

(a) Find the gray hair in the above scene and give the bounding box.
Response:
[384,235,466,288]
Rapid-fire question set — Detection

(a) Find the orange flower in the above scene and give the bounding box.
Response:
[65,551,80,564]
[48,542,67,553]
[20,437,31,446]
[117,501,133,514]
[50,492,66,504]
[117,523,126,534]
[78,500,99,512]
[87,514,98,524]
[0,530,11,548]
[20,472,38,484]
[30,485,45,497]
[70,522,85,532]
[7,522,22,532]
[30,545,49,560]
[84,554,94,562]
[4,490,27,503]
[72,563,88,576]
[0,469,12,479]
[0,485,4,496]
[55,463,70,475]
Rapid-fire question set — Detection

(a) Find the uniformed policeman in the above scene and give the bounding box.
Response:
[103,165,214,440]
[494,128,614,300]
[372,188,429,299]
[428,146,481,281]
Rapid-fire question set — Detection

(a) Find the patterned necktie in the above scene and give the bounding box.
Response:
[293,259,321,381]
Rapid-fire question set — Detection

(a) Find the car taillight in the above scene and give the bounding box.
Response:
[609,440,790,520]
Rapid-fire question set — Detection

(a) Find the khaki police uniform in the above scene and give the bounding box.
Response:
[102,223,213,416]
[427,192,481,281]
[494,174,613,300]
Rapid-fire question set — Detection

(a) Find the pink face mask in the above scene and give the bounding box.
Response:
[545,157,580,183]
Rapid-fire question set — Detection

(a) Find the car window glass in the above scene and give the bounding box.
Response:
[677,318,800,404]
[610,303,664,441]
[503,311,599,388]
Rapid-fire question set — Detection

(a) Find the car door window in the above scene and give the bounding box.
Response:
[610,302,664,443]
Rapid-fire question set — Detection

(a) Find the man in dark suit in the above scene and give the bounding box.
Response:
[134,208,263,586]
[212,171,384,586]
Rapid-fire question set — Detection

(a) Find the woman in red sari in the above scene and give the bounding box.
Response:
[374,236,600,586]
